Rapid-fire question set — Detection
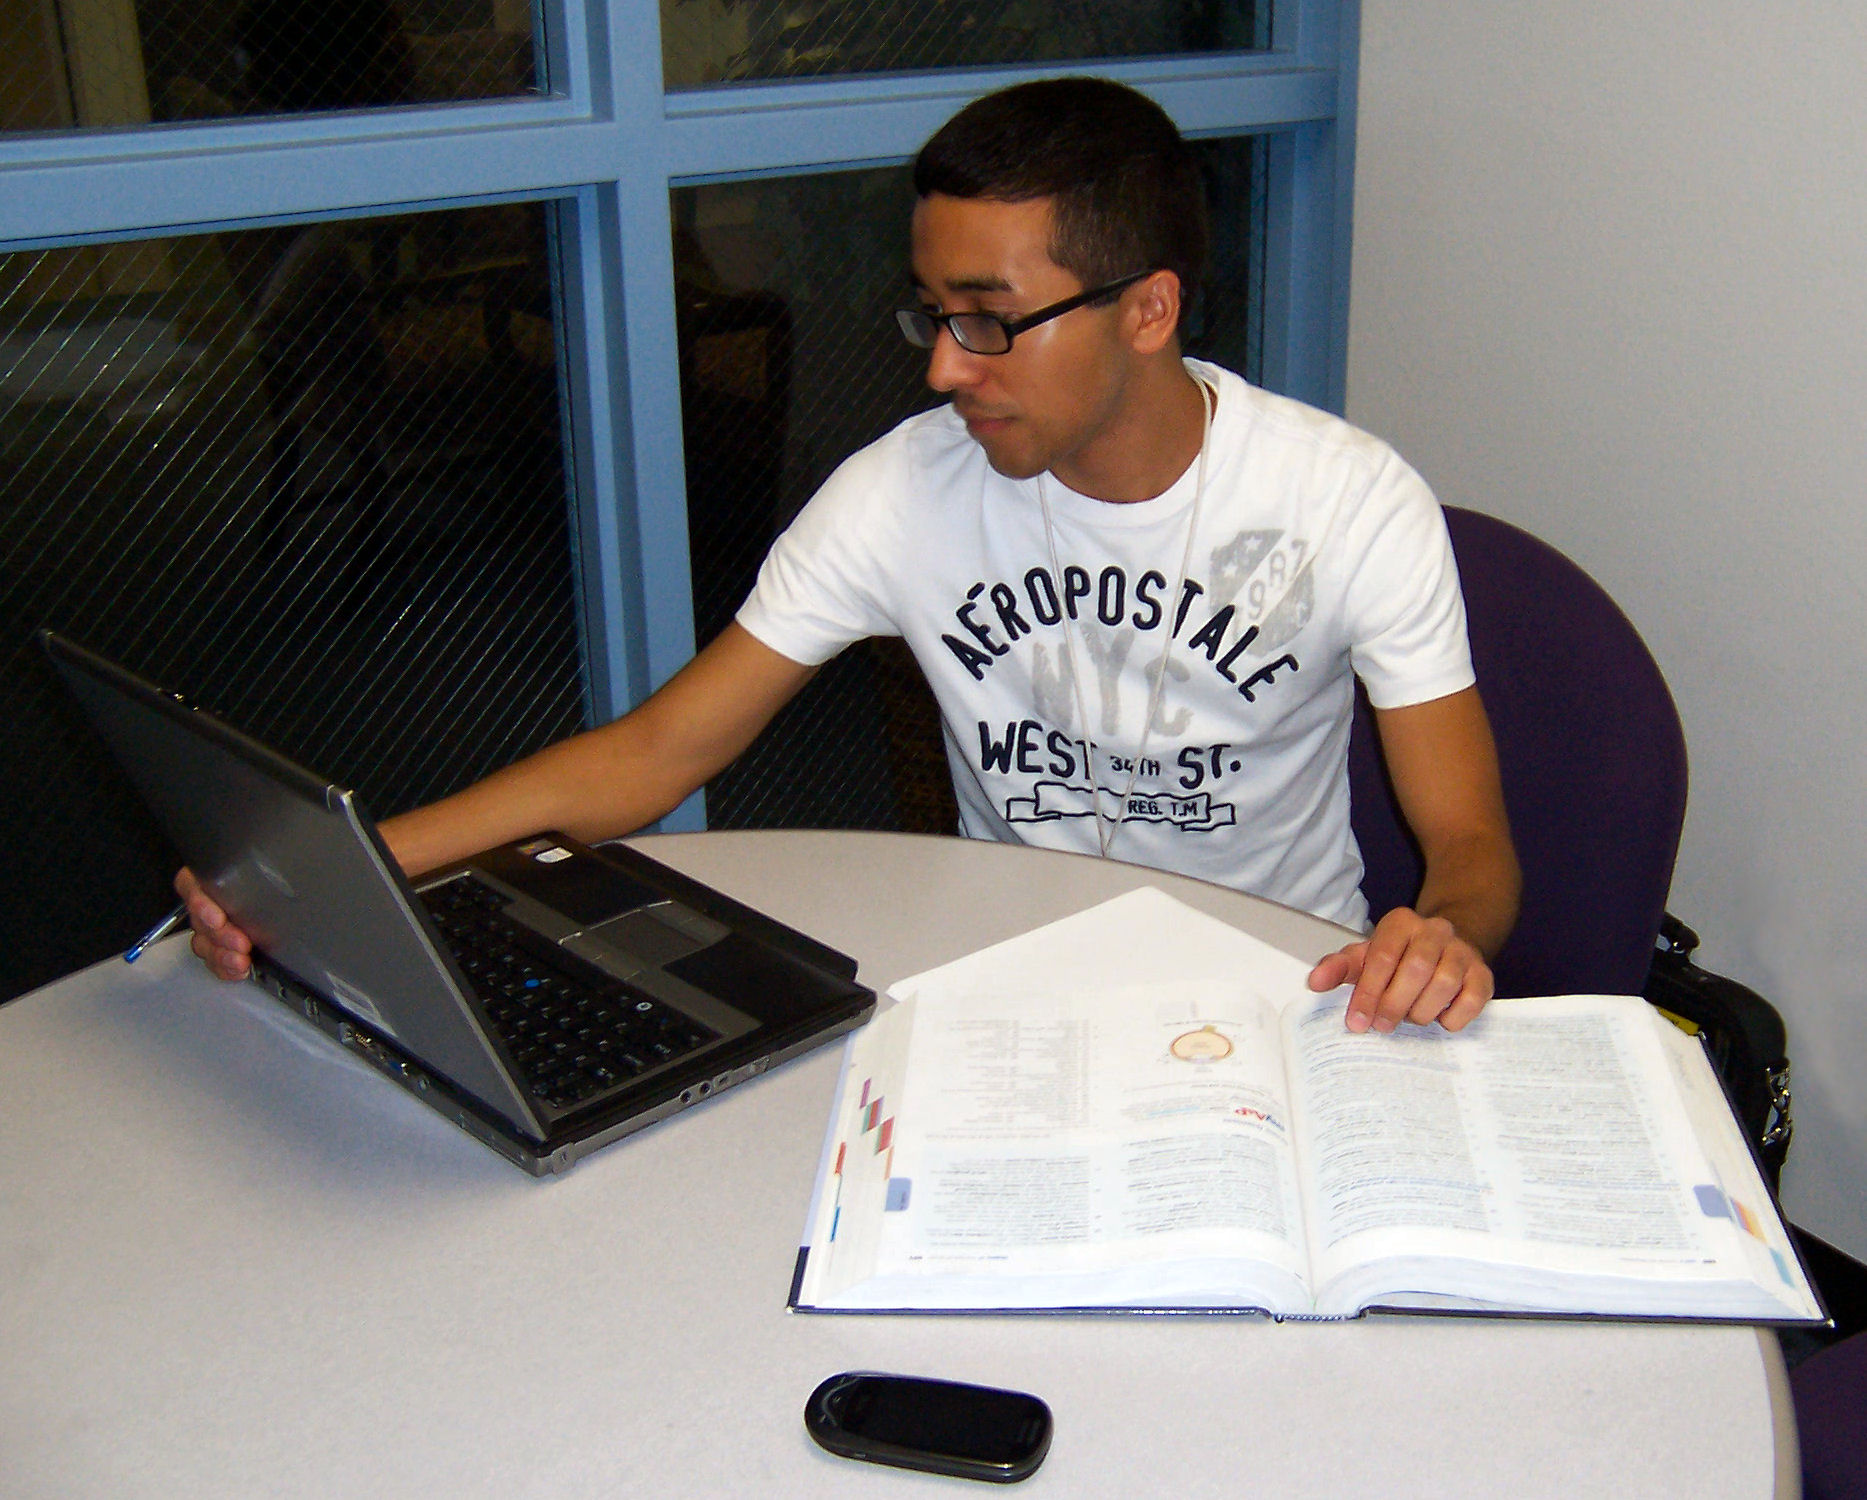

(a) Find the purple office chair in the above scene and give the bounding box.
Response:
[1347,505,1688,999]
[1792,1331,1867,1499]
[1349,508,1851,1483]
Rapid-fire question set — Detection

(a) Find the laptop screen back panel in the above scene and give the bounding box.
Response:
[46,636,542,1133]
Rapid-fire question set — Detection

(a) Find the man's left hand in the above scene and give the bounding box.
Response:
[1306,906,1494,1033]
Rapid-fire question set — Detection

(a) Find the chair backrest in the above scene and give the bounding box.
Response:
[1792,1330,1867,1500]
[1348,506,1687,998]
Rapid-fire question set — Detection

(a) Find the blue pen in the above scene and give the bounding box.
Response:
[125,903,189,963]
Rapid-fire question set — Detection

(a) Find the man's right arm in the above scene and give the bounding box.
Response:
[180,623,817,980]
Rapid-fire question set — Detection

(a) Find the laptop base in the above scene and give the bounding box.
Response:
[251,952,870,1175]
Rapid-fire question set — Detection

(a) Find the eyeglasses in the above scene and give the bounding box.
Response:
[894,270,1153,356]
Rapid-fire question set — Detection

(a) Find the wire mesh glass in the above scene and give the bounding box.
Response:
[0,201,581,999]
[1,0,540,134]
[676,134,1267,834]
[663,0,1271,88]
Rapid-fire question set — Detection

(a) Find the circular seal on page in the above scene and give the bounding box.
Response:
[1171,1024,1233,1061]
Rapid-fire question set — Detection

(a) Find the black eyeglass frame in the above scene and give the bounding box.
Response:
[894,269,1155,355]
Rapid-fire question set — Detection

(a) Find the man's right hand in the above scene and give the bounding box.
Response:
[176,867,254,981]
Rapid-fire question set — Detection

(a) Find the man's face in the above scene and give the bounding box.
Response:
[908,193,1139,484]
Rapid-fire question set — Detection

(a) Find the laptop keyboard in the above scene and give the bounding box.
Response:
[420,875,717,1111]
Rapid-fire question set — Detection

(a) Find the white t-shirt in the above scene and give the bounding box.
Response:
[736,361,1473,929]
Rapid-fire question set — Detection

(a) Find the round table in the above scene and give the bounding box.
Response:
[0,830,1796,1497]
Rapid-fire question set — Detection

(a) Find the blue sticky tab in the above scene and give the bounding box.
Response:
[1694,1185,1731,1219]
[885,1178,912,1213]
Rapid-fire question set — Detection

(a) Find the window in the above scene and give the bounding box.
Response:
[662,0,1271,88]
[0,0,1360,995]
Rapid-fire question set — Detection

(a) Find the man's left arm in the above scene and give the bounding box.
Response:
[1308,685,1521,1032]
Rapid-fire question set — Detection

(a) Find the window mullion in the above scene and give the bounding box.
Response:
[0,116,633,248]
[659,59,1336,182]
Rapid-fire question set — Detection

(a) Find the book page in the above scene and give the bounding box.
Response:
[1651,1019,1821,1319]
[806,979,1312,1310]
[912,983,1298,1241]
[796,998,919,1307]
[1285,993,1789,1312]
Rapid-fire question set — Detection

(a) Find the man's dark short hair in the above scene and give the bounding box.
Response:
[913,77,1209,311]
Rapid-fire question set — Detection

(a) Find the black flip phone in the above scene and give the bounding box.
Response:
[804,1371,1053,1484]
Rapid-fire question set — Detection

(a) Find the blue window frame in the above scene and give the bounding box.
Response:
[0,0,1360,832]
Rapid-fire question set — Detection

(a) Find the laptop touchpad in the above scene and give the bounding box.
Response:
[582,907,712,967]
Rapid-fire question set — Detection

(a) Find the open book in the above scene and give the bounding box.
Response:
[790,888,1823,1323]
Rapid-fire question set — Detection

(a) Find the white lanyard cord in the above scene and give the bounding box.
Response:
[1037,372,1216,859]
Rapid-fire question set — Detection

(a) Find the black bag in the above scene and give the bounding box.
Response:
[1642,914,1793,1189]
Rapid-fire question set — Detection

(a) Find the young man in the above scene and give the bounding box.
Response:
[183,78,1519,1034]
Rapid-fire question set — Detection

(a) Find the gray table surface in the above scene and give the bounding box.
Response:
[0,829,1796,1497]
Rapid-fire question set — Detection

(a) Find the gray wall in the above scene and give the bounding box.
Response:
[1347,3,1867,1255]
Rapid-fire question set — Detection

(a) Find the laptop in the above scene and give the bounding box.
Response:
[42,630,877,1175]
